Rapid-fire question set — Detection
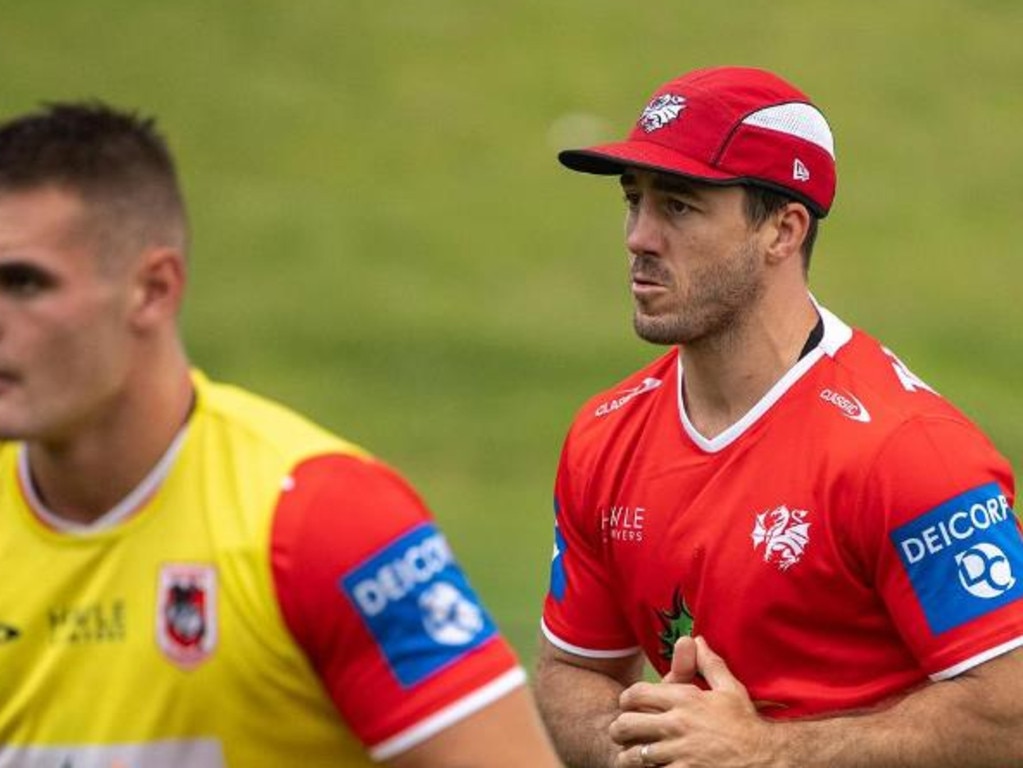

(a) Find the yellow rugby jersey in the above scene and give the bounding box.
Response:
[0,372,523,767]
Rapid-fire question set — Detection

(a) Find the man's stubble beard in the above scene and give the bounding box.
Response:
[632,238,764,347]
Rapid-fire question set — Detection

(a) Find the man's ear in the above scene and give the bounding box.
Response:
[130,246,186,330]
[763,202,810,266]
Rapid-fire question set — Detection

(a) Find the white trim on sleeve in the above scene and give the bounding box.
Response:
[540,618,641,659]
[368,667,527,761]
[930,635,1023,681]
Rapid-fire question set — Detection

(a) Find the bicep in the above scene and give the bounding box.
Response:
[536,634,646,689]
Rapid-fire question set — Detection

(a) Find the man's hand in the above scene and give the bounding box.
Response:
[609,636,774,767]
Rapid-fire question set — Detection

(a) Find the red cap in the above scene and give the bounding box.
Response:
[559,66,836,217]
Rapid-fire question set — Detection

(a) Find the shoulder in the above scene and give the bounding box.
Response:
[191,370,370,467]
[828,324,984,437]
[272,451,432,569]
[818,318,1013,515]
[563,349,677,445]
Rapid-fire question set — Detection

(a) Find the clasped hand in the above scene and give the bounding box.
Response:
[609,636,775,768]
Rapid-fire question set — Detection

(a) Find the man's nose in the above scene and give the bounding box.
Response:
[625,203,663,256]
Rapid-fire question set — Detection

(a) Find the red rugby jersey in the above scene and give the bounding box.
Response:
[543,306,1023,717]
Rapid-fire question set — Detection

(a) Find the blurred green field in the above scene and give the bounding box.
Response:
[3,0,1021,665]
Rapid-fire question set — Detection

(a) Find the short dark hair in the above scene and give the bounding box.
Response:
[0,101,188,258]
[742,185,819,272]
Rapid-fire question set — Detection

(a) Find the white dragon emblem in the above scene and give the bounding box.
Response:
[639,94,686,133]
[751,506,811,571]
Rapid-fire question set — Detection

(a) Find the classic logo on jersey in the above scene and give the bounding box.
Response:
[819,387,871,423]
[549,498,568,601]
[891,483,1023,634]
[595,377,661,417]
[157,564,217,668]
[752,506,811,571]
[0,738,226,767]
[341,523,497,687]
[656,587,693,661]
[0,622,20,645]
[639,94,686,133]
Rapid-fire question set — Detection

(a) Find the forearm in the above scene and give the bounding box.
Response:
[772,671,1023,768]
[613,639,1023,768]
[534,643,643,768]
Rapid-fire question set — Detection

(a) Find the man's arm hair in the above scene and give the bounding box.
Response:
[771,646,1023,767]
[534,635,645,768]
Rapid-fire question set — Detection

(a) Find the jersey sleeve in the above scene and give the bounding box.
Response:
[857,414,1023,679]
[270,453,525,761]
[541,429,640,657]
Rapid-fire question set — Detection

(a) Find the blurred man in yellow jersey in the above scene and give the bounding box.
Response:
[0,101,560,768]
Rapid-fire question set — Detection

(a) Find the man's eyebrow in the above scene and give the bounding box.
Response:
[619,171,704,198]
[651,176,703,197]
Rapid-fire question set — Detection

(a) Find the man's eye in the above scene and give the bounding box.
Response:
[622,192,640,209]
[0,264,55,297]
[666,198,690,215]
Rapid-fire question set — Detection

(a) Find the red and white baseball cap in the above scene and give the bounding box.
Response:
[559,66,837,217]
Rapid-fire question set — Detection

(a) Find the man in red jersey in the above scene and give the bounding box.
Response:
[0,101,561,767]
[535,66,1023,768]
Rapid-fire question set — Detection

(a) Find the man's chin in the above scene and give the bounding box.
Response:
[633,314,687,346]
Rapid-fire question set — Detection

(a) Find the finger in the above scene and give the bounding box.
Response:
[611,743,643,768]
[608,710,662,746]
[613,742,660,768]
[663,635,697,683]
[694,635,745,693]
[619,680,701,713]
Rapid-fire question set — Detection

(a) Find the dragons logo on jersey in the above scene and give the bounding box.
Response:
[656,586,693,661]
[639,94,686,133]
[752,505,811,571]
[157,563,217,668]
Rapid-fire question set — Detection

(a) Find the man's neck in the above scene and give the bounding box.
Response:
[26,361,195,525]
[680,295,820,441]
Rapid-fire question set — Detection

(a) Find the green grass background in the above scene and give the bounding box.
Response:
[3,1,1021,666]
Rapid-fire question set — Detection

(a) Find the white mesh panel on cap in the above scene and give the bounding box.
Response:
[741,103,835,158]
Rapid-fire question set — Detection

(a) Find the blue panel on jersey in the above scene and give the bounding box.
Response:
[549,497,568,601]
[890,483,1023,635]
[340,522,497,688]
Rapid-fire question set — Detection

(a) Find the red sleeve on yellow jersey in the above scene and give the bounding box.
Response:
[269,453,523,758]
[856,415,1023,677]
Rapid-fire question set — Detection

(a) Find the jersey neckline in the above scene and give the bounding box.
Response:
[676,302,853,453]
[18,423,191,535]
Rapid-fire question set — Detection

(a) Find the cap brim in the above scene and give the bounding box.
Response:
[558,141,829,218]
[558,140,736,183]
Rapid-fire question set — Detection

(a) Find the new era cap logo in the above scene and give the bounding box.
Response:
[793,158,810,182]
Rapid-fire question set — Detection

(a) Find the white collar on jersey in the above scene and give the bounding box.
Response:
[18,423,191,535]
[677,301,853,454]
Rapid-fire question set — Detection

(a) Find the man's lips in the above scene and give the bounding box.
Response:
[631,274,668,294]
